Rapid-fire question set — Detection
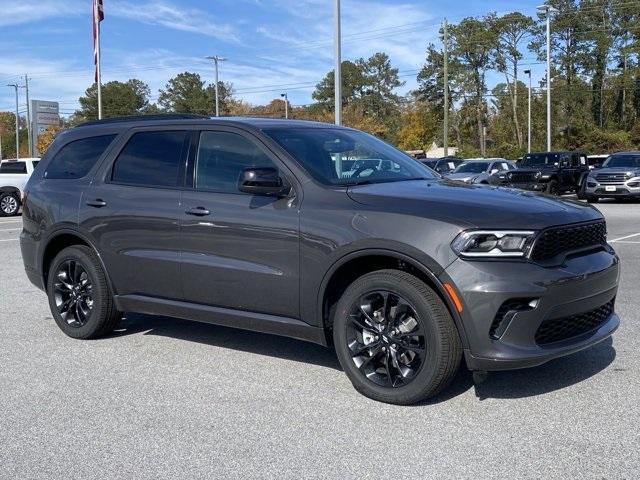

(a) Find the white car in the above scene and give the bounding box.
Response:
[0,158,40,216]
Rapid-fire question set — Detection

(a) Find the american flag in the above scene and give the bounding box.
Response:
[93,0,104,83]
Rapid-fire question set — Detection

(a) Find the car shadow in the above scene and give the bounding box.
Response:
[110,313,616,402]
[110,312,341,371]
[470,337,617,401]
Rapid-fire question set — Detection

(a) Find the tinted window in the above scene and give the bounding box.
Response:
[264,127,434,185]
[521,153,560,166]
[603,154,640,168]
[46,135,116,179]
[112,131,187,187]
[32,161,39,169]
[0,161,27,174]
[454,162,489,174]
[195,131,276,193]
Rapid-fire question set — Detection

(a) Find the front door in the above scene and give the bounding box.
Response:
[179,129,300,318]
[80,129,190,300]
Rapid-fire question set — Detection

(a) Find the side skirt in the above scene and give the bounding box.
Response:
[114,294,328,346]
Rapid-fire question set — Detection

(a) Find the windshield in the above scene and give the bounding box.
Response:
[453,162,489,174]
[521,153,560,166]
[263,127,435,185]
[603,154,640,168]
[437,159,463,173]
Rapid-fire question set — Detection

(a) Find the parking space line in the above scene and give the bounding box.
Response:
[0,220,22,224]
[610,232,640,242]
[613,240,640,244]
[0,228,21,232]
[0,238,19,242]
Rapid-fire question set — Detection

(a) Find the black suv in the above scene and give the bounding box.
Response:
[21,116,620,404]
[494,151,589,195]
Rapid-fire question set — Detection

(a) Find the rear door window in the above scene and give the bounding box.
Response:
[111,131,188,187]
[45,135,116,179]
[0,161,27,174]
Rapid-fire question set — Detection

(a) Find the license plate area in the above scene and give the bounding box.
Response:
[605,186,617,192]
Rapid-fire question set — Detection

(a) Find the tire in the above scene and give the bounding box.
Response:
[0,192,20,217]
[46,245,121,339]
[586,195,599,203]
[546,180,560,195]
[332,269,462,405]
[576,178,587,200]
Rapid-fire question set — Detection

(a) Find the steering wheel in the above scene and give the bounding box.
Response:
[351,165,378,178]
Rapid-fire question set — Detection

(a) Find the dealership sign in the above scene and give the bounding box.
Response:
[31,100,60,155]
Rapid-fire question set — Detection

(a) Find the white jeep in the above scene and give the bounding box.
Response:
[0,158,40,216]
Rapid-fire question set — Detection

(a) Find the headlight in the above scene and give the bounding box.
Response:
[534,172,542,179]
[451,230,536,258]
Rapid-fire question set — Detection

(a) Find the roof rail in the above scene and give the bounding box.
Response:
[77,114,210,127]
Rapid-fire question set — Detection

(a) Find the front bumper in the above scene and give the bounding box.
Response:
[440,248,620,371]
[499,182,547,192]
[585,178,640,198]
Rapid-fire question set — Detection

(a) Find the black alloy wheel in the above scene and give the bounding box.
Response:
[53,260,94,328]
[47,245,121,339]
[347,290,425,388]
[333,269,462,405]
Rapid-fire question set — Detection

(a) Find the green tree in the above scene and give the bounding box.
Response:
[159,72,234,115]
[76,79,151,120]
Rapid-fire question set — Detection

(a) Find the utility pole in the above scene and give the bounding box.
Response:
[443,19,449,157]
[7,84,20,159]
[205,55,226,116]
[334,0,342,126]
[538,4,556,151]
[524,69,532,153]
[24,74,32,157]
[280,93,289,119]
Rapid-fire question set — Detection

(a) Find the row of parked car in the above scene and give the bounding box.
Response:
[416,151,640,202]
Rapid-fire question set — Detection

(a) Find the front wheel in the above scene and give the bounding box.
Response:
[586,195,599,203]
[333,270,462,405]
[0,192,20,216]
[546,180,560,195]
[47,245,121,339]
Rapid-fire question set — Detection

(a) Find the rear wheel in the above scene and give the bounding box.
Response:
[333,269,462,405]
[576,178,587,200]
[47,245,121,339]
[586,195,599,203]
[0,192,20,216]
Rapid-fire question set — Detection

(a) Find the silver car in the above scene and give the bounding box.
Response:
[584,152,640,202]
[446,158,516,184]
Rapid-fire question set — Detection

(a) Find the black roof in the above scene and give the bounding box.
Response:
[76,114,337,130]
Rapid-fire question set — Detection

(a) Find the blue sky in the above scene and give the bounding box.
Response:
[0,0,546,117]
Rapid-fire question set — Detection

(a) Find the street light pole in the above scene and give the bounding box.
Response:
[334,0,342,126]
[538,4,556,151]
[206,55,226,117]
[524,69,532,153]
[280,93,289,119]
[7,84,20,159]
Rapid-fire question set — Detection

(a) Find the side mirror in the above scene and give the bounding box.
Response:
[490,168,499,174]
[238,167,290,197]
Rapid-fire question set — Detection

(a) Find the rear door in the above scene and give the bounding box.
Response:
[79,128,190,300]
[179,128,300,318]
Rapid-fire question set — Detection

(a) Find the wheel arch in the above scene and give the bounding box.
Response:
[0,186,22,195]
[41,229,116,295]
[317,249,469,348]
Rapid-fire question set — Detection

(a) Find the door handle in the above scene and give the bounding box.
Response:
[86,199,107,208]
[185,207,211,216]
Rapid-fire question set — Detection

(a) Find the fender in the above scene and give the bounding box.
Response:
[316,247,470,348]
[40,226,118,296]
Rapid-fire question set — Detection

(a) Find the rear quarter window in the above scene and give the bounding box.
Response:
[45,134,117,179]
[0,162,27,174]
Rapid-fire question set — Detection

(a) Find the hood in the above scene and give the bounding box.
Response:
[347,179,602,230]
[594,167,640,176]
[445,172,477,183]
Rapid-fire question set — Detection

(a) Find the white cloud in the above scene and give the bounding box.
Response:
[109,1,240,43]
[0,0,83,27]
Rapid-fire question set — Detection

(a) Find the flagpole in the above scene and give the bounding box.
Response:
[95,8,103,120]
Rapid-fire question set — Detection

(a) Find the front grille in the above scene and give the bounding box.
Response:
[535,299,614,345]
[530,221,607,261]
[508,171,537,183]
[595,172,627,184]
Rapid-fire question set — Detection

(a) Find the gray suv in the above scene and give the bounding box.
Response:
[21,116,620,404]
[584,152,640,202]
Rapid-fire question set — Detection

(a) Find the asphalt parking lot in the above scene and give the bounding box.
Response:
[1,199,639,479]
